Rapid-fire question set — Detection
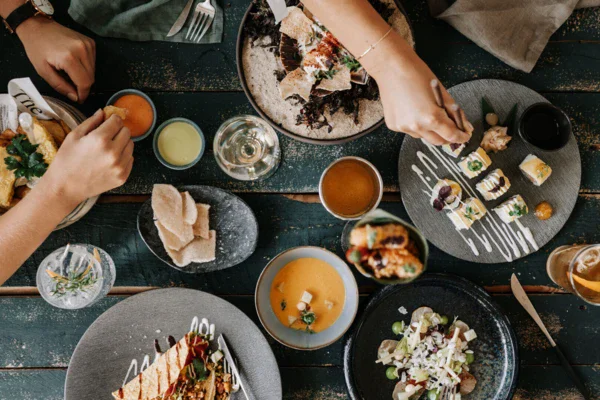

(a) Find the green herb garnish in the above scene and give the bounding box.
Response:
[508,204,528,217]
[366,226,377,249]
[403,265,416,274]
[300,310,316,326]
[463,206,480,221]
[467,160,483,172]
[46,248,100,298]
[341,55,361,72]
[538,165,550,178]
[280,299,287,311]
[187,358,209,382]
[4,134,48,180]
[316,69,336,80]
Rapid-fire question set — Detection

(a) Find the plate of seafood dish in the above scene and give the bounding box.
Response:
[65,288,282,400]
[237,0,414,144]
[398,79,581,263]
[343,274,518,400]
[137,184,258,273]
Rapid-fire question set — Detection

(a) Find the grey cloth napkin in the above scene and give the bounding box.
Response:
[68,0,223,44]
[427,0,600,72]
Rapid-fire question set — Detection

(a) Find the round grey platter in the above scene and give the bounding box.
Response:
[344,274,518,400]
[65,288,282,400]
[398,79,581,264]
[138,185,258,273]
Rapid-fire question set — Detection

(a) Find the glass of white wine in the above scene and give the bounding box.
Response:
[213,115,281,181]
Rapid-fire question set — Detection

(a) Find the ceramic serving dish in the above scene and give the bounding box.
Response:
[106,88,157,142]
[255,246,359,350]
[152,117,205,170]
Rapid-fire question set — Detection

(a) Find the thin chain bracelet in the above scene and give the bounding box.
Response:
[356,26,393,61]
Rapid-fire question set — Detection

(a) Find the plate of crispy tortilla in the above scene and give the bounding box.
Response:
[65,288,282,400]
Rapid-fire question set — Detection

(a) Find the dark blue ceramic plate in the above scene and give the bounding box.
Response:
[343,274,518,400]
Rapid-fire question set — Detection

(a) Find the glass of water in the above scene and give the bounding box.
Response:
[36,244,115,310]
[214,115,281,181]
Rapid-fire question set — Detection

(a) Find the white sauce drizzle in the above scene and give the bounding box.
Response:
[516,220,539,250]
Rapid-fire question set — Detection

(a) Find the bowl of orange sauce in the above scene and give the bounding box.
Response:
[106,89,157,142]
[255,246,359,350]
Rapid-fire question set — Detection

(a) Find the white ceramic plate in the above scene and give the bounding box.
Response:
[255,246,359,350]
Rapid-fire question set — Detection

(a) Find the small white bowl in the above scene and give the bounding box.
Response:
[255,246,359,351]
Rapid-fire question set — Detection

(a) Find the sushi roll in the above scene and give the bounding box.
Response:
[448,197,487,230]
[476,169,511,201]
[442,142,467,158]
[519,154,552,186]
[458,147,492,179]
[430,179,462,211]
[494,195,529,224]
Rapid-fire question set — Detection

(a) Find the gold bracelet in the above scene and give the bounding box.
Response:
[356,26,393,61]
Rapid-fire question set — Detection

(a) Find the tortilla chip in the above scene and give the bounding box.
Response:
[181,191,198,225]
[37,119,68,146]
[32,118,58,164]
[192,204,210,239]
[166,230,216,267]
[155,220,194,251]
[151,184,189,241]
[280,6,313,44]
[104,105,128,121]
[279,68,314,102]
[0,147,15,208]
[316,64,352,92]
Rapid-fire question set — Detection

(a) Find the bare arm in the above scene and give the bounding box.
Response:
[0,110,134,286]
[302,0,471,145]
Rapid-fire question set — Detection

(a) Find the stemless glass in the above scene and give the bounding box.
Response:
[213,115,281,181]
[568,244,600,306]
[36,244,115,310]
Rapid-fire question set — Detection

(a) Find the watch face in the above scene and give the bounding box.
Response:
[32,0,54,16]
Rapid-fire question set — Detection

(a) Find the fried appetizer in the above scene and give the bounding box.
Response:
[104,105,128,121]
[476,169,511,201]
[494,195,528,224]
[0,146,16,208]
[366,249,424,280]
[448,197,487,231]
[519,154,552,186]
[36,119,69,146]
[350,223,409,249]
[32,118,58,164]
[480,125,511,153]
[430,179,462,211]
[458,147,491,179]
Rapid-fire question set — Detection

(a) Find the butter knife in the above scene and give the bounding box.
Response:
[167,0,195,37]
[510,274,590,400]
[218,334,250,400]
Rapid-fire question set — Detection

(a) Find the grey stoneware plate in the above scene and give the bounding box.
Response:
[65,288,282,400]
[137,185,258,273]
[399,79,581,263]
[236,0,413,145]
[343,274,518,400]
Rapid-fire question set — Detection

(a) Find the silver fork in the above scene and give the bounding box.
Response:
[440,384,457,400]
[185,0,215,43]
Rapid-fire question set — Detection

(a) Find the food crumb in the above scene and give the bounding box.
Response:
[516,312,562,350]
[398,306,408,315]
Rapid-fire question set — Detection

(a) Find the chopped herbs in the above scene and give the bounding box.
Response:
[538,165,550,178]
[300,310,316,326]
[463,206,480,221]
[508,204,528,217]
[342,55,361,72]
[316,69,337,80]
[467,160,483,172]
[280,299,287,311]
[187,358,209,382]
[403,265,416,274]
[4,134,48,180]
[46,264,98,298]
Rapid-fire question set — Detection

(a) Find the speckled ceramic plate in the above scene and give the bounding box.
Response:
[137,185,258,273]
[343,274,518,400]
[398,79,581,263]
[65,288,281,400]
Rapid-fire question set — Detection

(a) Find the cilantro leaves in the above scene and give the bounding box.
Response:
[4,134,48,180]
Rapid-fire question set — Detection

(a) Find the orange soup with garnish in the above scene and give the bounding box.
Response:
[270,257,345,333]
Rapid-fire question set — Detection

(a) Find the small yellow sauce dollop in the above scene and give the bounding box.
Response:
[157,121,202,166]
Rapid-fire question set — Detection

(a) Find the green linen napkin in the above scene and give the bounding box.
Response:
[68,0,223,43]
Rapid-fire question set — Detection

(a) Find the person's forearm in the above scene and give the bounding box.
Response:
[0,0,26,18]
[302,0,414,78]
[0,177,78,285]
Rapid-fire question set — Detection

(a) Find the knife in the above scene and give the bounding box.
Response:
[167,0,195,37]
[510,274,590,400]
[218,334,251,400]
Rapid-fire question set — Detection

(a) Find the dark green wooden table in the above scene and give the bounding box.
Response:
[1,1,600,399]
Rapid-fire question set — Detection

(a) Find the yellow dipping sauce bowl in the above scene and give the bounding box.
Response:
[153,118,205,170]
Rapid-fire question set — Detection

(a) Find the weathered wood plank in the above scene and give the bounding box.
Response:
[1,365,599,400]
[4,194,600,290]
[1,1,600,94]
[55,91,600,195]
[1,293,599,368]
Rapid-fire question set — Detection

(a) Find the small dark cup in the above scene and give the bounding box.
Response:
[518,102,571,152]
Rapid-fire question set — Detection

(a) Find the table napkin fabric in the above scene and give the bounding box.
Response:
[427,0,600,72]
[68,0,223,44]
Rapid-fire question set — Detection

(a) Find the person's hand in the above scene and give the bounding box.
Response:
[365,32,472,145]
[16,17,95,103]
[43,110,134,205]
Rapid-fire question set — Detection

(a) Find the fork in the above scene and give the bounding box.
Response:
[185,0,216,43]
[440,384,457,400]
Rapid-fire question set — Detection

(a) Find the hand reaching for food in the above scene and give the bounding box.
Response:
[16,17,95,103]
[43,109,134,205]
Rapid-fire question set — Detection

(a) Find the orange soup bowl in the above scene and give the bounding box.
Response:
[106,89,157,142]
[255,246,359,351]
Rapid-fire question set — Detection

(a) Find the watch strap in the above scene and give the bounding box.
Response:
[4,2,37,34]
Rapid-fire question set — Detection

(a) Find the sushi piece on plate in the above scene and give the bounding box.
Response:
[494,195,529,224]
[458,147,492,179]
[519,154,552,186]
[430,179,462,211]
[442,142,467,158]
[448,197,487,230]
[476,169,511,201]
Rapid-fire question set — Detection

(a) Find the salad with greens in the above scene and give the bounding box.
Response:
[376,307,478,400]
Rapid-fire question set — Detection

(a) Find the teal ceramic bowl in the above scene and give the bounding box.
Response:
[152,118,205,170]
[255,246,359,351]
[106,89,157,142]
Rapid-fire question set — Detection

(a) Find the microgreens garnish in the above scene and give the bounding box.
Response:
[508,204,528,217]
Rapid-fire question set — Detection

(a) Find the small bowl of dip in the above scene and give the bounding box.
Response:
[106,89,157,142]
[153,118,205,170]
[518,102,572,152]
